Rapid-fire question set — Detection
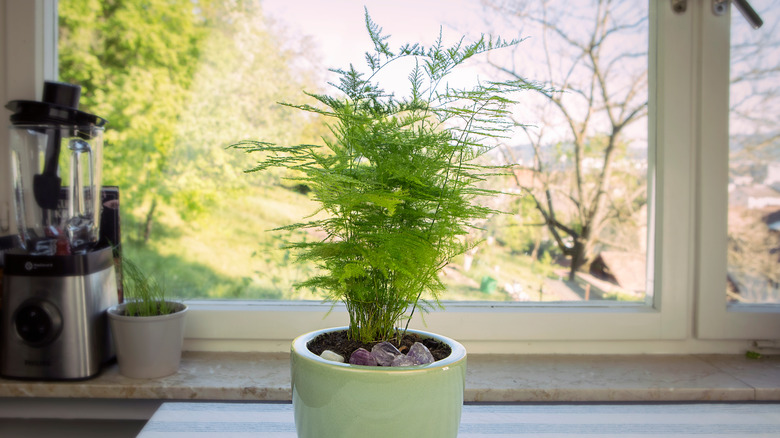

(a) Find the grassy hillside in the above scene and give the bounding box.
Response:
[121,185,320,300]
[121,184,559,302]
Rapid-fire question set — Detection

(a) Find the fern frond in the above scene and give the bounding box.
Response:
[364,7,393,57]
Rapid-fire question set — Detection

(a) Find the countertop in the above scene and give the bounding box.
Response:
[1,352,779,402]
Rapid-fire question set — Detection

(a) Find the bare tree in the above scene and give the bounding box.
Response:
[729,3,780,160]
[483,0,649,280]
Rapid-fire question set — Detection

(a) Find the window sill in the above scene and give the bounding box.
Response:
[1,352,778,405]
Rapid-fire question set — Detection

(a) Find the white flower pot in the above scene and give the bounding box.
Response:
[107,302,187,379]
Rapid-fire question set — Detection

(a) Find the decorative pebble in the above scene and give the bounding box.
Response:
[371,341,402,366]
[407,342,435,365]
[349,348,378,366]
[320,350,345,363]
[391,354,417,367]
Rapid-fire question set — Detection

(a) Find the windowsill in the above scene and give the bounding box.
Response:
[1,352,778,403]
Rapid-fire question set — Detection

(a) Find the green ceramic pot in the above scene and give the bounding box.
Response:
[291,326,467,438]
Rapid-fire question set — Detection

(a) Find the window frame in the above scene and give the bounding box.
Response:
[180,0,699,351]
[695,2,780,340]
[0,0,58,238]
[2,0,773,354]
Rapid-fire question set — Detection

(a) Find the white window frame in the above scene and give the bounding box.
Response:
[2,0,774,354]
[0,0,58,239]
[695,2,780,340]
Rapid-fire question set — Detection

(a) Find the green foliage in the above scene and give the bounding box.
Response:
[59,0,209,239]
[121,257,175,317]
[165,2,328,205]
[491,194,546,255]
[119,185,322,301]
[58,0,325,240]
[232,10,535,343]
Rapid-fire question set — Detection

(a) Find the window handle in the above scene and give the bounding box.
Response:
[713,0,764,29]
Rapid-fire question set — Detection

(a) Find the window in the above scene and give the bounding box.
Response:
[2,0,777,353]
[696,0,780,340]
[53,0,654,305]
[725,1,779,305]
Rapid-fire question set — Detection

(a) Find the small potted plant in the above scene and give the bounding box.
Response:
[107,258,187,379]
[233,11,533,438]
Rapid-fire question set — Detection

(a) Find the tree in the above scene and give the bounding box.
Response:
[59,0,326,242]
[59,0,210,242]
[483,0,649,280]
[729,2,780,162]
[164,2,327,219]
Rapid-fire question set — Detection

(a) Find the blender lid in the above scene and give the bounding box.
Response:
[5,81,107,127]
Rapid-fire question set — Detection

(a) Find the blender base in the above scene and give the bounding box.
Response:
[0,246,117,380]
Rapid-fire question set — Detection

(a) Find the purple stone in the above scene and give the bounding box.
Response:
[349,348,378,366]
[407,342,435,365]
[371,342,402,366]
[391,354,417,367]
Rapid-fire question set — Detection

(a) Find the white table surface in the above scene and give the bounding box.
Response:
[137,402,780,437]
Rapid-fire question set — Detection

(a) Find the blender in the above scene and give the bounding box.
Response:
[0,81,118,380]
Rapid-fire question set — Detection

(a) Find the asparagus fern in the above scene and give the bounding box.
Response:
[232,10,534,344]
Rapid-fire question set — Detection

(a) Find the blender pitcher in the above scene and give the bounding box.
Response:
[6,81,107,255]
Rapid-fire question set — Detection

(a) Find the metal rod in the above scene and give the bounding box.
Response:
[733,0,763,29]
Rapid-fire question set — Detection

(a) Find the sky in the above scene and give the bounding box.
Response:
[262,0,497,71]
[260,0,515,98]
[257,0,659,150]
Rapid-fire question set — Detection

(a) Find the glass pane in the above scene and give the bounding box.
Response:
[728,1,780,304]
[57,0,648,302]
[475,1,649,303]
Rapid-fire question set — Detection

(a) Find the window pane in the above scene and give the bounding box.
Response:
[726,0,780,303]
[728,1,780,304]
[476,0,649,303]
[57,0,648,302]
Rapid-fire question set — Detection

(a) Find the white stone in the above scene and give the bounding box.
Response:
[320,350,345,363]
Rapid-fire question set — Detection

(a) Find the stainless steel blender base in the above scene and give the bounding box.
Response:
[0,247,117,380]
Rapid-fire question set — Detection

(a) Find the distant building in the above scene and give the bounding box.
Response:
[730,184,780,210]
[731,175,754,186]
[589,251,647,294]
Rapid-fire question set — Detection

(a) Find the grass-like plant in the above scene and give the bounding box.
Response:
[232,11,534,344]
[121,257,175,317]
